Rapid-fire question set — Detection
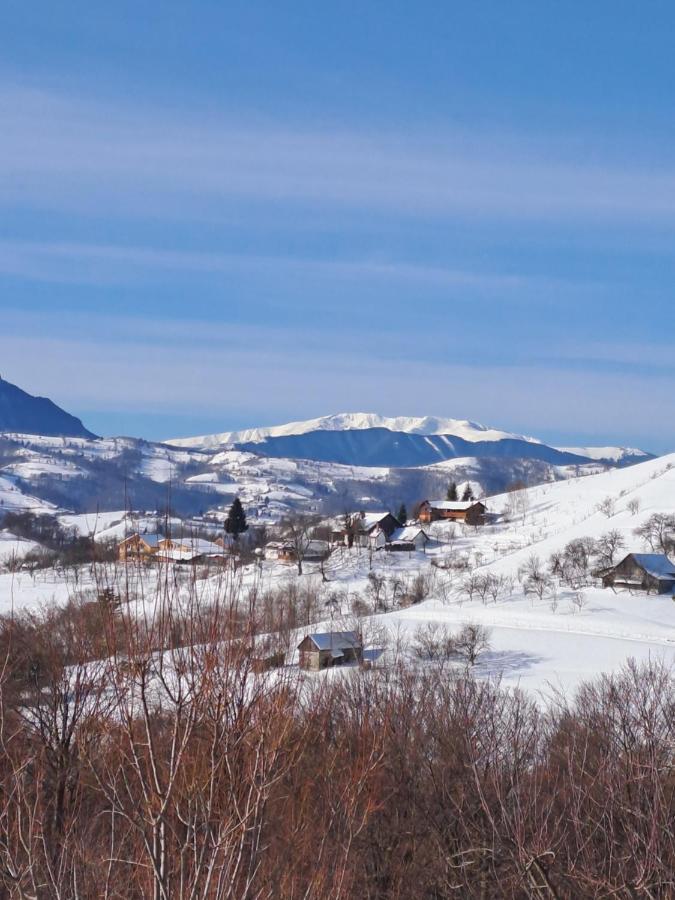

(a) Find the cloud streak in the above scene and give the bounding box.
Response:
[4,84,675,226]
[0,238,555,294]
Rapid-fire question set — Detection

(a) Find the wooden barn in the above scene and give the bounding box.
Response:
[417,500,487,525]
[297,631,363,671]
[384,525,429,552]
[601,553,675,594]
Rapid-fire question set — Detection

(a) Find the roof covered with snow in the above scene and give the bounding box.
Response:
[302,631,361,651]
[425,500,483,510]
[388,526,428,543]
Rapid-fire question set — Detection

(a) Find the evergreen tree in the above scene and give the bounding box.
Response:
[461,484,474,502]
[446,482,458,501]
[396,503,407,524]
[225,497,248,537]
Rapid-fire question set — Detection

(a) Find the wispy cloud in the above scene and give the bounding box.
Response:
[4,84,675,225]
[0,238,549,293]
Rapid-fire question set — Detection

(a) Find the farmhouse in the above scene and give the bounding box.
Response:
[601,553,675,595]
[117,533,161,561]
[297,631,363,670]
[418,500,487,525]
[330,511,402,548]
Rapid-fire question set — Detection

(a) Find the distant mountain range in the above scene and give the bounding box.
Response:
[172,412,653,469]
[0,378,96,439]
[0,385,656,521]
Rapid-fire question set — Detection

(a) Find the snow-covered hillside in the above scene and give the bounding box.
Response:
[0,430,593,525]
[0,451,673,700]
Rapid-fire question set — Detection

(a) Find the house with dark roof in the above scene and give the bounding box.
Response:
[330,511,401,549]
[297,631,363,670]
[601,553,675,594]
[417,500,487,525]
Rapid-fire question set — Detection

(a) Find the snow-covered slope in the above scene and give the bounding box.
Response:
[558,445,652,464]
[170,412,541,449]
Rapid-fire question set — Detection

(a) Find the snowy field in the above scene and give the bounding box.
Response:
[0,451,673,701]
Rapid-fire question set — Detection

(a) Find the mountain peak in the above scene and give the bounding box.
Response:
[169,411,540,449]
[0,377,97,439]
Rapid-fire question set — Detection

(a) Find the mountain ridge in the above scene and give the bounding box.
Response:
[169,411,652,469]
[0,378,96,439]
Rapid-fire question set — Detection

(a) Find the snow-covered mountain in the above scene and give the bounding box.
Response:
[557,445,652,465]
[0,377,96,439]
[0,381,656,524]
[171,412,653,470]
[171,412,541,449]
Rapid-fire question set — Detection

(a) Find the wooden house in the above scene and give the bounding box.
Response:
[601,553,675,594]
[155,536,228,565]
[330,511,402,548]
[297,631,363,671]
[117,533,161,561]
[418,500,487,525]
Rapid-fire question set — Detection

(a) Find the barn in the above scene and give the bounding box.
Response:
[297,631,363,670]
[601,553,675,594]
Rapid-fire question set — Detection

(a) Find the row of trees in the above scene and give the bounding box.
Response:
[0,578,671,898]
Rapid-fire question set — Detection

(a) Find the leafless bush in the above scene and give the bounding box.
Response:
[411,622,456,662]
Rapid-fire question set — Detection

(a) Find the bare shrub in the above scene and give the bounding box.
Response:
[411,622,456,662]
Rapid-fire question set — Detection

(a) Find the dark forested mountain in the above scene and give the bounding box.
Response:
[0,378,96,439]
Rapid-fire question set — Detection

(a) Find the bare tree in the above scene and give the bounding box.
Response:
[595,529,625,567]
[454,622,491,666]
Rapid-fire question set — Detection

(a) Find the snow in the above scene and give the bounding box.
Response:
[0,531,41,562]
[1,446,674,703]
[169,412,541,449]
[558,445,651,462]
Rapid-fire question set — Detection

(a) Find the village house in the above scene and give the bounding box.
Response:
[155,536,229,565]
[417,500,487,525]
[601,553,675,594]
[297,631,363,671]
[330,510,401,549]
[117,533,161,562]
[384,525,429,552]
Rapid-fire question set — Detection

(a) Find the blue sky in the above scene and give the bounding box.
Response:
[1,2,675,451]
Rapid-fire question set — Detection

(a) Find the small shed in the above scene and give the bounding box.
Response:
[385,525,429,552]
[601,553,675,594]
[297,631,363,671]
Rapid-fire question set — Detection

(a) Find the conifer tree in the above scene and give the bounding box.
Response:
[225,497,248,538]
[396,503,407,524]
[461,484,474,502]
[446,482,458,501]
